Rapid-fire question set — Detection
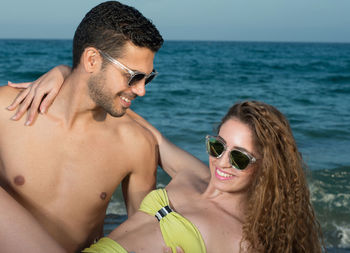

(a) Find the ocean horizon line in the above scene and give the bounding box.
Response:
[0,38,349,45]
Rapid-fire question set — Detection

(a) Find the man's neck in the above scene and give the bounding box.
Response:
[46,70,108,129]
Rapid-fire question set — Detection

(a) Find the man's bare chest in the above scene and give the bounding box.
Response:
[0,127,130,208]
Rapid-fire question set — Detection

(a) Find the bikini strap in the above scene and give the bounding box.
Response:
[155,205,173,221]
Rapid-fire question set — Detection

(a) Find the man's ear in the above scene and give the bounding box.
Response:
[81,47,102,73]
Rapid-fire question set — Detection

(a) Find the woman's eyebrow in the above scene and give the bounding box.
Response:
[217,135,226,144]
[233,146,251,154]
[218,135,255,156]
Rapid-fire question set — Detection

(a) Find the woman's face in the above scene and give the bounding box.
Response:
[208,118,260,194]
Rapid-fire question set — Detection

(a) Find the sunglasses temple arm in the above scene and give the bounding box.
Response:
[99,50,133,75]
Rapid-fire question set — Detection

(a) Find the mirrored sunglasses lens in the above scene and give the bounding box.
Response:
[230,150,250,170]
[129,73,146,86]
[207,138,224,158]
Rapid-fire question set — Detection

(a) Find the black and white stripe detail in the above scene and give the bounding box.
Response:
[155,205,173,221]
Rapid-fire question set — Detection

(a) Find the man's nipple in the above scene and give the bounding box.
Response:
[100,192,107,200]
[14,175,25,186]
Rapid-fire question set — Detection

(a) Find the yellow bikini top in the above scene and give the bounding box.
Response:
[139,188,207,253]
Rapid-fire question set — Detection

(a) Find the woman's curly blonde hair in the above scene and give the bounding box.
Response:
[219,101,324,253]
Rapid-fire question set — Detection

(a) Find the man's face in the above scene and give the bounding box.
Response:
[88,42,156,117]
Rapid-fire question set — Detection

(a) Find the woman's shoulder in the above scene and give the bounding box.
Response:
[167,168,209,197]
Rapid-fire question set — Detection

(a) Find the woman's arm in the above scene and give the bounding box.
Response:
[0,187,65,253]
[127,109,208,179]
[7,65,71,125]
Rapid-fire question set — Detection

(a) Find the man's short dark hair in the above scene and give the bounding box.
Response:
[72,1,163,69]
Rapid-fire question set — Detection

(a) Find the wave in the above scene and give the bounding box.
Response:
[319,75,350,85]
[309,167,350,248]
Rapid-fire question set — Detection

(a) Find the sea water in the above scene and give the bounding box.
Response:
[1,39,349,251]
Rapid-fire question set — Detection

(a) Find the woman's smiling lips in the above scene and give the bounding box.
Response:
[215,167,236,180]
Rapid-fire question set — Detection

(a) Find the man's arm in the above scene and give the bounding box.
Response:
[121,127,158,216]
[126,109,208,179]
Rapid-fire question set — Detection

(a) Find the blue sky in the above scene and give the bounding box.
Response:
[0,0,349,42]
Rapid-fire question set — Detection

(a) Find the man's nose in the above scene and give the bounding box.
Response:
[131,81,146,97]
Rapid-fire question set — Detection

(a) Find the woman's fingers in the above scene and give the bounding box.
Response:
[24,84,59,125]
[7,81,32,89]
[25,91,46,126]
[7,87,31,113]
[13,85,38,123]
[8,74,48,123]
[39,88,59,114]
[7,65,70,125]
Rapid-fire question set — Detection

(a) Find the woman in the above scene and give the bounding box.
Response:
[5,76,324,252]
[116,100,323,253]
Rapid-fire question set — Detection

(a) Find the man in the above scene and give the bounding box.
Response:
[0,1,163,252]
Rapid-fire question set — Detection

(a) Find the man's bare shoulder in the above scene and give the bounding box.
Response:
[0,86,20,124]
[107,114,158,169]
[109,113,157,148]
[0,85,19,106]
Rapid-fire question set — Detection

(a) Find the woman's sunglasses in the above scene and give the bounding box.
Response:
[99,50,158,87]
[206,135,257,170]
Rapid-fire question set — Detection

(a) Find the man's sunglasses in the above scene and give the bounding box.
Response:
[98,50,158,87]
[206,135,257,170]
